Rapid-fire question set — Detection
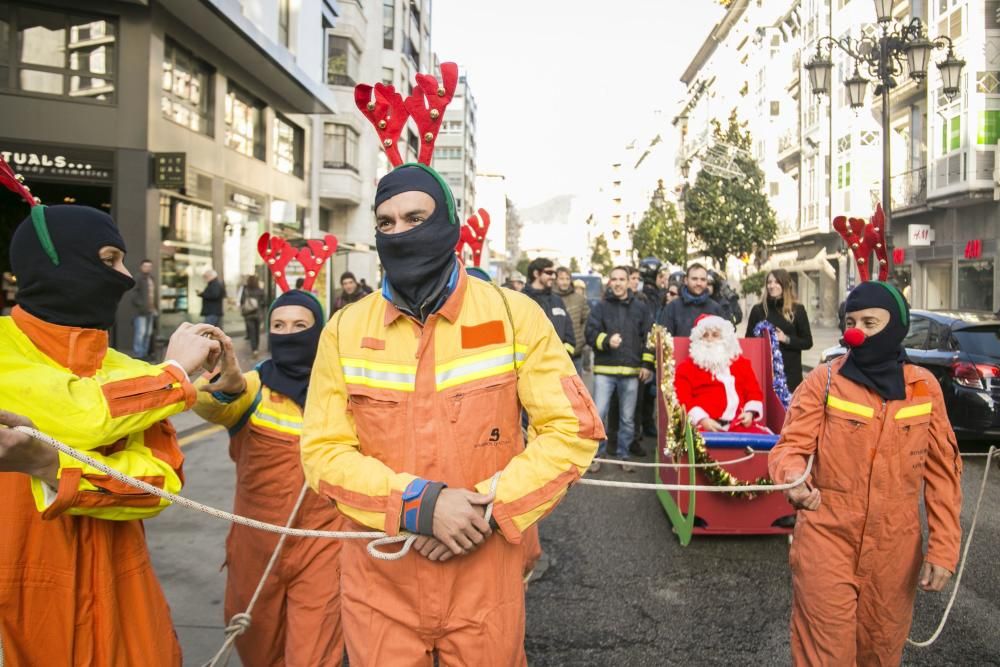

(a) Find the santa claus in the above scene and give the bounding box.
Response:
[675,314,767,433]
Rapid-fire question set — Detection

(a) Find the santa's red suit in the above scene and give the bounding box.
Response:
[675,356,764,430]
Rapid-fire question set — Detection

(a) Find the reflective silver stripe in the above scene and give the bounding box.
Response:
[250,408,303,434]
[341,364,416,385]
[436,353,516,385]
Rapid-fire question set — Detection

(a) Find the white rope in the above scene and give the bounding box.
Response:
[578,454,814,493]
[203,482,310,667]
[14,426,417,561]
[594,447,758,469]
[908,446,997,647]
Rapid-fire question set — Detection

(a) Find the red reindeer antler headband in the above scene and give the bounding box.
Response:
[355,62,459,167]
[257,233,339,293]
[455,209,491,267]
[833,203,889,282]
[0,156,60,265]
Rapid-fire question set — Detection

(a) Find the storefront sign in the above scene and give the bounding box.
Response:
[226,187,263,214]
[964,239,983,259]
[908,224,933,246]
[151,153,186,189]
[0,143,113,183]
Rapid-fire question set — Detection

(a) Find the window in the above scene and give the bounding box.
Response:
[326,34,359,86]
[381,66,393,85]
[383,0,395,49]
[958,260,995,311]
[941,115,961,152]
[837,162,851,188]
[274,115,303,177]
[224,83,265,160]
[769,181,779,196]
[278,0,290,48]
[770,101,780,116]
[1,4,116,102]
[442,120,462,134]
[902,316,930,350]
[436,146,463,160]
[323,123,359,171]
[978,110,1000,145]
[161,39,213,135]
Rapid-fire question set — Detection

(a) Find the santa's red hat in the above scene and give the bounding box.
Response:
[690,313,734,340]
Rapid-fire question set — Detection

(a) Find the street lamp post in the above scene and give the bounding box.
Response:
[804,0,964,274]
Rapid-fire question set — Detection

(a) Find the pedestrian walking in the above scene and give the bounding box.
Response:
[744,269,813,391]
[522,257,576,357]
[240,274,265,358]
[196,289,344,667]
[128,258,158,359]
[331,271,366,314]
[555,266,590,375]
[199,268,226,327]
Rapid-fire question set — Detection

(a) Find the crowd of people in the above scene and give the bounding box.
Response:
[0,172,963,667]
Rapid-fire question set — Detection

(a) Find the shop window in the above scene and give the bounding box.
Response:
[941,115,961,153]
[958,260,995,311]
[161,39,213,136]
[159,196,213,325]
[978,110,1000,145]
[1,4,115,102]
[326,33,359,86]
[323,123,359,171]
[224,83,265,160]
[274,115,304,178]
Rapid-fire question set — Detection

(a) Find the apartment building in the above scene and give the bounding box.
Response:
[432,73,477,221]
[0,0,336,347]
[675,0,1000,321]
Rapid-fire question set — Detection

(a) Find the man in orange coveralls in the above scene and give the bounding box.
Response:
[301,164,604,665]
[195,289,343,666]
[0,203,223,666]
[769,280,962,666]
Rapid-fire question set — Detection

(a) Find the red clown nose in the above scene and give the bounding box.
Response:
[843,328,866,348]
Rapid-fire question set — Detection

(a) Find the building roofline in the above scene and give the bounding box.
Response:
[680,0,750,85]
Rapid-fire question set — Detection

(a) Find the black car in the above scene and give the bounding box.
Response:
[823,310,1000,440]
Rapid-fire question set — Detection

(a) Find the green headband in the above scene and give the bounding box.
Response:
[394,162,459,226]
[872,281,909,327]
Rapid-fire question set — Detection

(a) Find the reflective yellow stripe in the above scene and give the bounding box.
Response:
[564,343,575,355]
[343,375,416,392]
[596,333,608,350]
[593,365,640,376]
[256,404,302,424]
[341,356,417,391]
[436,346,527,390]
[895,402,932,420]
[249,410,302,436]
[642,352,655,363]
[826,394,875,418]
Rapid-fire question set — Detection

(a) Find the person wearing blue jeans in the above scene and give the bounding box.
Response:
[584,265,654,473]
[128,259,157,359]
[593,374,638,462]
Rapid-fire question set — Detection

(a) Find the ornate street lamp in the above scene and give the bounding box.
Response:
[804,0,964,273]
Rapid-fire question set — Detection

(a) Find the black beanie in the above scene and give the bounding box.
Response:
[259,289,325,408]
[840,281,910,400]
[374,165,460,315]
[10,205,135,330]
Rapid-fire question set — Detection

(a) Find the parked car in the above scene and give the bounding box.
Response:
[572,273,604,311]
[821,310,1000,440]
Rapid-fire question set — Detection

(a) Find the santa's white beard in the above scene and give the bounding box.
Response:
[690,337,741,377]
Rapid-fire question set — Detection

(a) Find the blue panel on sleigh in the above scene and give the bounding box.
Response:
[700,432,781,449]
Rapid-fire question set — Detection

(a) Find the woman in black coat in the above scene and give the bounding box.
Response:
[744,269,813,392]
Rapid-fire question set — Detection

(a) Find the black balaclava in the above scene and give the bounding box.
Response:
[10,205,135,330]
[374,164,460,317]
[840,281,910,401]
[258,289,325,408]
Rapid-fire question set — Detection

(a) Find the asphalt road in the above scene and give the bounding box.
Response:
[147,416,1000,666]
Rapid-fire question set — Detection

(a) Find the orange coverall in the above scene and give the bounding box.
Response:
[769,356,962,666]
[301,266,604,666]
[195,371,343,667]
[0,306,194,666]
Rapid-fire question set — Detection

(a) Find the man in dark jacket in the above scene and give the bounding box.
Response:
[199,269,226,327]
[129,259,158,359]
[657,263,722,337]
[585,266,654,472]
[523,257,576,357]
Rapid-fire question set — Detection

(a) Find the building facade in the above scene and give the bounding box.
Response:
[675,0,1000,323]
[0,0,336,347]
[432,73,477,221]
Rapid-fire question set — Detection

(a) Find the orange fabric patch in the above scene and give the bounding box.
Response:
[461,320,506,349]
[912,381,930,397]
[561,375,606,440]
[102,371,187,418]
[361,337,386,350]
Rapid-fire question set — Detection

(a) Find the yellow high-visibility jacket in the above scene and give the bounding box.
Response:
[301,264,604,542]
[0,306,193,666]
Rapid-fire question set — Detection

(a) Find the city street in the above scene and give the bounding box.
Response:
[148,362,1000,666]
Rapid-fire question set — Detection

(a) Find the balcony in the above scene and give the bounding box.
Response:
[777,128,801,172]
[891,166,926,211]
[319,168,363,205]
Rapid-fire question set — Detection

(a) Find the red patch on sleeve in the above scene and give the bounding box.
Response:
[361,337,385,350]
[461,320,506,348]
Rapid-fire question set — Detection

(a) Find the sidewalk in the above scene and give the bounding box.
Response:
[802,324,842,372]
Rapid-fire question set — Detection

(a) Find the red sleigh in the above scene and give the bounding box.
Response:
[656,335,795,544]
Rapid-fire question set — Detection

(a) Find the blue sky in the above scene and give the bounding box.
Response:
[432,0,723,208]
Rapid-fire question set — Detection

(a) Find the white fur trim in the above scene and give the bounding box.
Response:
[688,406,710,426]
[744,400,763,417]
[719,370,739,421]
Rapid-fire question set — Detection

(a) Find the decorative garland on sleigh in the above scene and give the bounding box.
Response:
[751,320,793,409]
[652,325,773,499]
